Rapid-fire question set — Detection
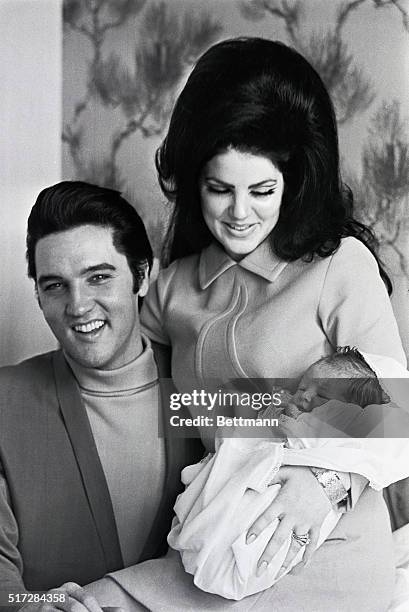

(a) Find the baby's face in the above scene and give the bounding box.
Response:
[293,363,352,412]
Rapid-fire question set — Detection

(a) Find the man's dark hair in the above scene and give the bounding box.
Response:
[27,181,153,293]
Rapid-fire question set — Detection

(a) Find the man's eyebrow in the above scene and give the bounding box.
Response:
[80,263,116,275]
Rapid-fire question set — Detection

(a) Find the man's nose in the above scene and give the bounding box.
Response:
[65,285,93,317]
[229,192,250,220]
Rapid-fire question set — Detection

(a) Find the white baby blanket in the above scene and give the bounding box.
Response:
[168,435,342,600]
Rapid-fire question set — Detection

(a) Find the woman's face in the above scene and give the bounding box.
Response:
[199,148,284,260]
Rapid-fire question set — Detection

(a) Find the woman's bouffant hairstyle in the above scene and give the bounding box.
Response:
[156,37,391,292]
[27,181,153,293]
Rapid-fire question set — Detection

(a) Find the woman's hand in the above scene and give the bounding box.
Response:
[246,465,332,577]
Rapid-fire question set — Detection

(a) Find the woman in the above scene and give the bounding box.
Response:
[87,38,406,611]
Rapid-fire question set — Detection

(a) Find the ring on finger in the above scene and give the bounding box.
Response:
[291,531,311,546]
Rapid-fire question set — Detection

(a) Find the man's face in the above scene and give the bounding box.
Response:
[35,224,147,370]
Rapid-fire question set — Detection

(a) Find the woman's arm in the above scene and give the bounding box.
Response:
[318,237,406,365]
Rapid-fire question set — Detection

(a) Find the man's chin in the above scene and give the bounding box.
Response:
[63,346,111,370]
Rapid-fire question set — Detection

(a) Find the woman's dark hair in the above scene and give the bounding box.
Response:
[156,37,391,293]
[27,181,153,293]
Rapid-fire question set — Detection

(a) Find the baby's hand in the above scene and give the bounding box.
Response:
[282,402,303,419]
[259,388,301,421]
[273,387,294,407]
[269,387,303,417]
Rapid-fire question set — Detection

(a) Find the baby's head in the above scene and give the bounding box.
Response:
[294,347,388,411]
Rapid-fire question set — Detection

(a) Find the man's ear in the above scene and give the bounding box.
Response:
[137,262,150,298]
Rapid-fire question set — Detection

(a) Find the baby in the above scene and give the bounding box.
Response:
[291,346,384,408]
[167,347,391,601]
[264,346,388,427]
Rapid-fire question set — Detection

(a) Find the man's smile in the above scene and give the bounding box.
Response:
[72,319,106,334]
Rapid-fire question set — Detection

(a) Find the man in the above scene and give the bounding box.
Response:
[0,182,201,607]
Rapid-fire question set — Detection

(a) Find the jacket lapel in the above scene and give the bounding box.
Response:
[139,377,205,561]
[52,351,123,572]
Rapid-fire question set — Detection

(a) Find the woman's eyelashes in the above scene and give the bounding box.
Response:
[205,185,229,194]
[204,185,277,197]
[251,188,277,197]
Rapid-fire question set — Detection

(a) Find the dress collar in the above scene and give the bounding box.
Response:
[198,241,288,289]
